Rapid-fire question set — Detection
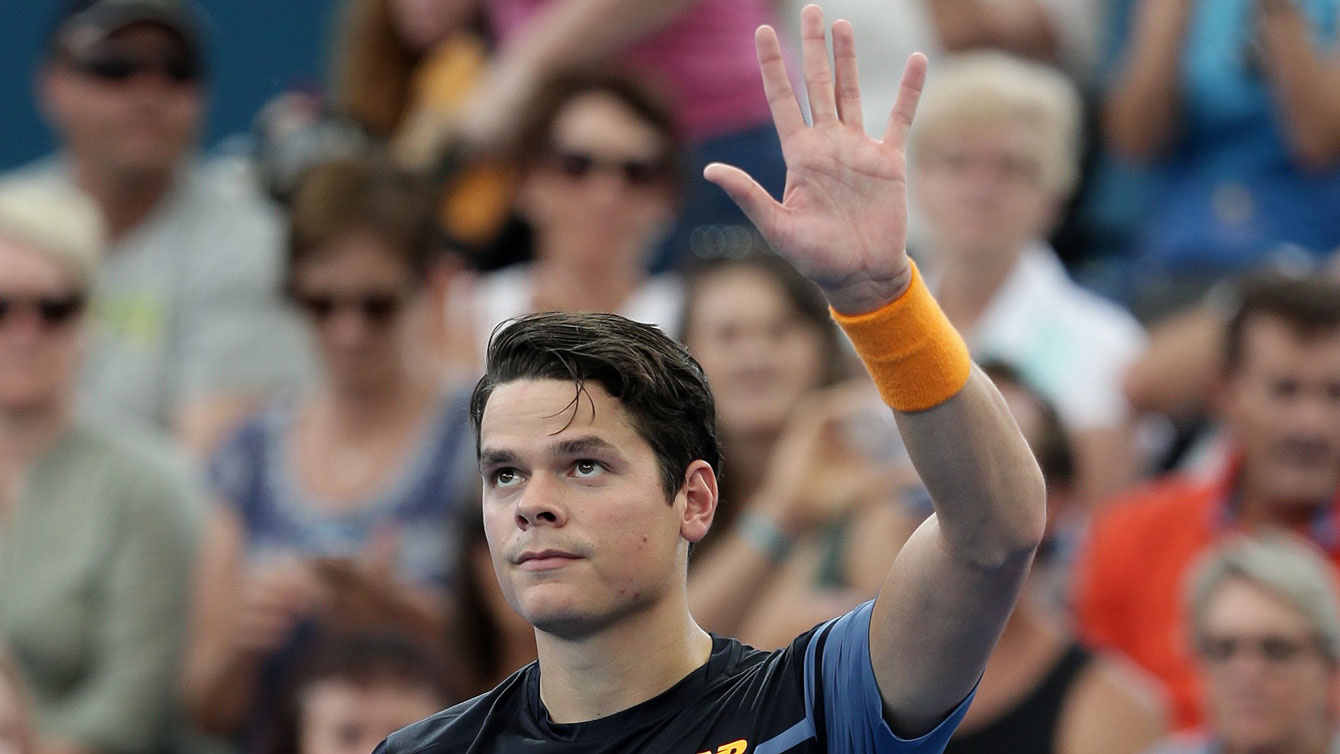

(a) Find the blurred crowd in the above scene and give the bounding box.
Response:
[2,1,1340,754]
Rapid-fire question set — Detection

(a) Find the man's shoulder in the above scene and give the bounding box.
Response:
[384,668,533,754]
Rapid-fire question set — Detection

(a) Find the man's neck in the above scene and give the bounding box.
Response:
[72,161,175,242]
[0,404,71,515]
[929,242,1027,333]
[534,593,713,723]
[1235,466,1336,531]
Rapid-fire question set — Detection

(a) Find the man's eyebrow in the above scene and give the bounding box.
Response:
[479,448,520,469]
[551,436,623,458]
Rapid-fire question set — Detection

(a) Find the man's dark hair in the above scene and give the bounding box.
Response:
[470,312,722,500]
[1224,273,1340,374]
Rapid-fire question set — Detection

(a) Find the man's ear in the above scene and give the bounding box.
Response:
[678,460,718,544]
[36,63,66,128]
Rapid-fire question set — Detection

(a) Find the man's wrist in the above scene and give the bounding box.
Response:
[821,267,914,316]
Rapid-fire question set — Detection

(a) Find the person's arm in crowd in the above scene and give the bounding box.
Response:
[1073,423,1140,507]
[706,9,1046,736]
[457,0,707,149]
[1123,304,1225,421]
[687,385,898,637]
[181,506,317,734]
[1055,658,1169,754]
[41,468,199,754]
[1254,0,1340,168]
[1102,0,1195,159]
[923,0,1059,60]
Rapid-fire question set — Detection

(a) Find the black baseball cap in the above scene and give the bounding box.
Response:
[48,0,208,58]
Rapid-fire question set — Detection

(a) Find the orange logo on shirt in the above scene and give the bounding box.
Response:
[697,740,747,754]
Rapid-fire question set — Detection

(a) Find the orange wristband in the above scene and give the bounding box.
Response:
[830,261,972,412]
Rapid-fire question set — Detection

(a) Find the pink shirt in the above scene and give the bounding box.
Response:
[488,0,776,141]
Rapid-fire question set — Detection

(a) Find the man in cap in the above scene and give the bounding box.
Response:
[5,0,311,453]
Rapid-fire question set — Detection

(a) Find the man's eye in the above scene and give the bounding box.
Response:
[573,460,603,477]
[492,468,520,487]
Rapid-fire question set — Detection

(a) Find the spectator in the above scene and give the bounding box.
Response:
[458,71,685,370]
[1100,0,1340,313]
[0,179,202,754]
[1076,273,1340,730]
[181,154,475,742]
[331,0,515,253]
[455,0,786,269]
[908,51,1147,505]
[1145,534,1340,754]
[6,0,312,453]
[0,645,34,754]
[681,252,913,647]
[945,364,1168,754]
[262,634,457,754]
[778,0,1110,141]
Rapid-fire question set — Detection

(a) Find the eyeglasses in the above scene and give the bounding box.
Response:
[0,294,87,330]
[293,291,406,326]
[1197,633,1324,666]
[551,150,667,187]
[67,51,201,85]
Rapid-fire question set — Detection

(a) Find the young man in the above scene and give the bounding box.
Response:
[379,7,1046,752]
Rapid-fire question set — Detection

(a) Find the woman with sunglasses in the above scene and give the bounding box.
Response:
[1146,533,1340,754]
[182,153,475,744]
[0,179,201,754]
[456,70,686,368]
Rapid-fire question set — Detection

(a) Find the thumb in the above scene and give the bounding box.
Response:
[703,162,780,235]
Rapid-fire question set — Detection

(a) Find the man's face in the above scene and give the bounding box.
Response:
[1220,317,1340,507]
[42,23,203,184]
[1197,578,1336,750]
[478,379,714,638]
[911,120,1054,265]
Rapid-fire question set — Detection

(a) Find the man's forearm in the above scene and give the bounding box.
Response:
[893,367,1046,568]
[1102,0,1193,158]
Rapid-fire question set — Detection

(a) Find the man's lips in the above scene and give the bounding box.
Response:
[515,549,583,571]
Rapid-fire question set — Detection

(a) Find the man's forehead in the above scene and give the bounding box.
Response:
[480,379,634,437]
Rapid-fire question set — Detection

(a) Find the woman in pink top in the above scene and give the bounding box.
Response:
[461,0,787,270]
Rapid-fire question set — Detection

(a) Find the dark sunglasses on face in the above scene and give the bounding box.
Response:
[293,291,405,326]
[0,294,87,329]
[1197,633,1322,665]
[67,51,201,85]
[552,150,667,187]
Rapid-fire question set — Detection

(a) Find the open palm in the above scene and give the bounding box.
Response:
[705,5,926,315]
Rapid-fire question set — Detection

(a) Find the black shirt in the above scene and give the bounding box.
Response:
[377,602,972,754]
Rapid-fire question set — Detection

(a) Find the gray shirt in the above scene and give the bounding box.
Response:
[2,158,313,430]
[0,421,202,754]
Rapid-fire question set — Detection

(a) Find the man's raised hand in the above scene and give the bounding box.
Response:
[704,5,927,315]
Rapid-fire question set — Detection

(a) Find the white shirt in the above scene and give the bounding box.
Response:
[962,243,1146,432]
[469,263,685,360]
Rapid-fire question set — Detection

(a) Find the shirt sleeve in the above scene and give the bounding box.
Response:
[804,601,976,754]
[43,458,202,753]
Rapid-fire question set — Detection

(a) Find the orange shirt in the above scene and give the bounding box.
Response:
[1074,470,1340,730]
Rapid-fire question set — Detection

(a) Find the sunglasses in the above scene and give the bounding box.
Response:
[0,294,87,329]
[1197,634,1322,665]
[67,51,201,85]
[293,291,406,326]
[552,150,667,187]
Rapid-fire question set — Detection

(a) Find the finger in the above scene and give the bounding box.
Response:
[703,162,782,234]
[831,19,863,130]
[800,5,838,125]
[755,25,807,142]
[883,52,928,148]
